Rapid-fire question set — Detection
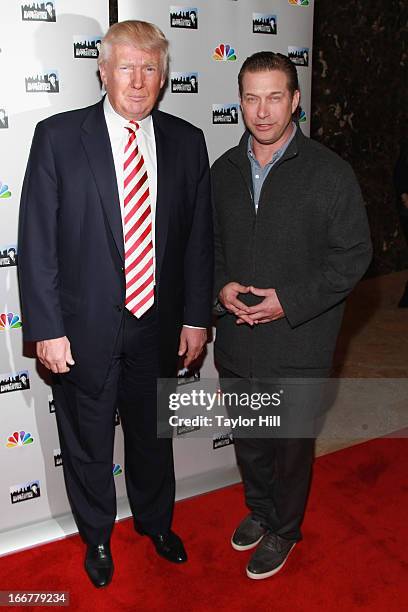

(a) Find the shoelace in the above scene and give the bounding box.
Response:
[261,532,286,553]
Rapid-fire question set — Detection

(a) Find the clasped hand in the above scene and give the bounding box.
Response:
[219,282,284,326]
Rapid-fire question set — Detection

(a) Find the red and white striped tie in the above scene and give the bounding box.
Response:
[123,120,154,318]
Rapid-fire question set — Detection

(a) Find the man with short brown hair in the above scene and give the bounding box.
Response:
[212,51,372,579]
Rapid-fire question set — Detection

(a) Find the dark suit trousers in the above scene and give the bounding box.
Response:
[218,366,315,542]
[53,306,175,545]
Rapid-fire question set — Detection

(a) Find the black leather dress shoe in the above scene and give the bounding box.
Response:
[84,543,114,588]
[149,530,187,563]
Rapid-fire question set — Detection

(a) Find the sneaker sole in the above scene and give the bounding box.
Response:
[231,534,265,551]
[246,542,296,579]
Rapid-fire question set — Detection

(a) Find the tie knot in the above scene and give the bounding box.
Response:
[126,120,139,134]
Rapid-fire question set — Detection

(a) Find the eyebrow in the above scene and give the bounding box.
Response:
[118,60,160,66]
[244,91,284,97]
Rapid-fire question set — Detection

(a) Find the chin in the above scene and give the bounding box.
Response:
[126,108,145,120]
[255,134,277,145]
[260,129,283,142]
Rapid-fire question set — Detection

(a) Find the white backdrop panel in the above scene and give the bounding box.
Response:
[0,0,110,545]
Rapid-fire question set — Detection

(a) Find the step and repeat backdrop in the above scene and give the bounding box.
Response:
[0,0,314,552]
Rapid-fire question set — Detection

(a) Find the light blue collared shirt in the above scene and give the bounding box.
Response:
[247,122,297,211]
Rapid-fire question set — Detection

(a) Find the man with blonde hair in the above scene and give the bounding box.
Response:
[19,20,213,587]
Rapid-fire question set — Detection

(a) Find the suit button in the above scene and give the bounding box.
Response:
[115,305,123,312]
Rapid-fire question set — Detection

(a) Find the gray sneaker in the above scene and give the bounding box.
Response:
[246,533,296,579]
[231,515,267,551]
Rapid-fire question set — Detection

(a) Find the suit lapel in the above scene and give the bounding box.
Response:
[81,101,124,261]
[153,111,178,285]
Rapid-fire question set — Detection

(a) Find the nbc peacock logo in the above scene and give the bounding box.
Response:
[289,0,309,6]
[213,44,237,62]
[299,110,307,122]
[0,180,11,199]
[113,464,123,476]
[6,430,34,448]
[0,313,22,331]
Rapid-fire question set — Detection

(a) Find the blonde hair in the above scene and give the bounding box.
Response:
[98,20,169,78]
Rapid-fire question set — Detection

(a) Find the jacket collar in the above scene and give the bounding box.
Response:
[228,121,305,169]
[151,109,179,286]
[81,100,124,261]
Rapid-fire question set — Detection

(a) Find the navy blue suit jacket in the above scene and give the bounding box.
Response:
[18,100,213,394]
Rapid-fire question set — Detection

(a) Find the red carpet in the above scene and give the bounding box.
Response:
[0,437,407,611]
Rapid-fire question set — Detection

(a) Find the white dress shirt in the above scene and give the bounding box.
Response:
[103,96,203,330]
[104,95,157,278]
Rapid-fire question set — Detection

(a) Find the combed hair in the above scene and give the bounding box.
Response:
[98,20,169,78]
[238,51,300,98]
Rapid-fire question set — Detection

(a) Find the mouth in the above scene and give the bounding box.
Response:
[255,124,274,130]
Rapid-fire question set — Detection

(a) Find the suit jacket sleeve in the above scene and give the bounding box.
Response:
[18,121,65,341]
[276,162,373,328]
[183,130,214,327]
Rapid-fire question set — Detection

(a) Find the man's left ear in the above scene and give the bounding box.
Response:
[292,90,301,114]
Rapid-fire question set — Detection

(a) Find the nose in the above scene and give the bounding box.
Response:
[130,67,143,89]
[257,100,269,119]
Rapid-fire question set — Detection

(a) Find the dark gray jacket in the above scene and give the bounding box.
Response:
[212,128,372,377]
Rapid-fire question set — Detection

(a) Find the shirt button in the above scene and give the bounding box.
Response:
[255,174,260,179]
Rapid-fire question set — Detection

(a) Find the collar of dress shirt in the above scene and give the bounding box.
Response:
[103,94,155,141]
